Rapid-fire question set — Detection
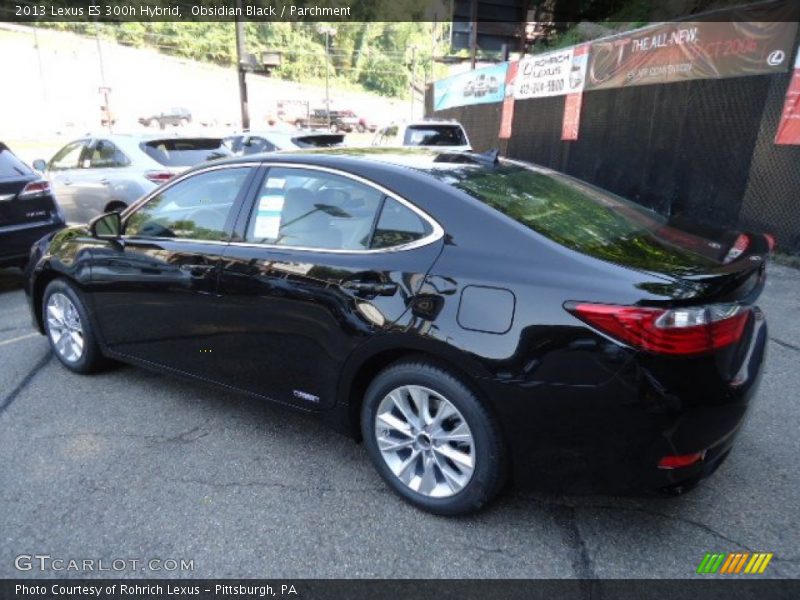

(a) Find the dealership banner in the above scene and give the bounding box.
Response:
[515,47,588,99]
[499,61,519,139]
[433,63,508,111]
[775,45,800,145]
[585,20,799,91]
[561,44,590,141]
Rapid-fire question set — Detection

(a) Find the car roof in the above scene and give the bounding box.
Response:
[405,120,464,127]
[206,147,499,175]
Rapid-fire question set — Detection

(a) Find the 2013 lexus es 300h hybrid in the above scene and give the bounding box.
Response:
[25,148,769,515]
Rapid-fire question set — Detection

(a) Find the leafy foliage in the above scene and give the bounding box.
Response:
[38,20,451,98]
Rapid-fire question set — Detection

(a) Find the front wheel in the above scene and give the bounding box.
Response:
[43,279,108,374]
[361,360,507,515]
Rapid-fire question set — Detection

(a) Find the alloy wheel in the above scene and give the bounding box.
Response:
[46,292,84,363]
[374,385,475,498]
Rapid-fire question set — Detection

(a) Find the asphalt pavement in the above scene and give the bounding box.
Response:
[0,264,798,579]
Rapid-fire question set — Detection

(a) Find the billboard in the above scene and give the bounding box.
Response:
[515,47,587,99]
[775,44,800,145]
[433,63,509,111]
[585,20,799,91]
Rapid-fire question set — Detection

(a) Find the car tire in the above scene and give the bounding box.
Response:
[356,124,366,133]
[361,360,507,515]
[42,279,108,374]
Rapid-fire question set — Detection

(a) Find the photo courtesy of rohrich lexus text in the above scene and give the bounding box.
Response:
[0,0,799,598]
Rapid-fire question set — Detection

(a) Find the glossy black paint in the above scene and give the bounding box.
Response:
[0,143,65,267]
[26,149,769,494]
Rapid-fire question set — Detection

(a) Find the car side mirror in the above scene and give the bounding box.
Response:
[32,159,47,172]
[89,211,122,240]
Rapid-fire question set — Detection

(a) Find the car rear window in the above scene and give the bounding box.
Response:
[141,138,230,167]
[429,162,719,271]
[404,125,467,147]
[0,144,31,179]
[292,134,344,148]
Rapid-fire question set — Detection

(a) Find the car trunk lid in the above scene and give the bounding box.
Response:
[0,144,59,227]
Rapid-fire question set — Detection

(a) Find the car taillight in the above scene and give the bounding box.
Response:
[723,234,750,264]
[565,302,750,356]
[144,170,175,184]
[658,451,706,469]
[19,180,51,198]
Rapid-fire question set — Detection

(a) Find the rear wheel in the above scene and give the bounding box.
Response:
[43,279,107,374]
[361,360,506,515]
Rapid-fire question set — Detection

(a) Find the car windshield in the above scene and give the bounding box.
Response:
[405,125,467,147]
[0,144,31,179]
[141,138,229,167]
[427,162,720,272]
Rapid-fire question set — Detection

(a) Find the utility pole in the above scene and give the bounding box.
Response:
[234,0,250,130]
[325,29,331,128]
[410,46,417,120]
[469,0,478,70]
[318,26,337,129]
[94,23,112,132]
[429,20,436,83]
[33,28,47,108]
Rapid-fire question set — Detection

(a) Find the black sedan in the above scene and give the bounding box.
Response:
[25,149,769,515]
[1,142,65,269]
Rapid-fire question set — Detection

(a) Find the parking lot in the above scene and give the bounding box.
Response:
[0,263,798,579]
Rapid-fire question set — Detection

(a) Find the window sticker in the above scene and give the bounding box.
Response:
[265,177,286,189]
[253,195,284,240]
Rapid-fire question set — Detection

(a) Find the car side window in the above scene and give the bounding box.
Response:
[88,140,130,168]
[125,167,251,241]
[49,141,87,171]
[370,197,432,249]
[245,167,383,251]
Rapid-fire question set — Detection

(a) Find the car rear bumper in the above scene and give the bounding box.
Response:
[0,219,65,267]
[477,308,768,495]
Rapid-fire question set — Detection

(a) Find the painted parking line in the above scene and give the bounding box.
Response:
[0,333,39,347]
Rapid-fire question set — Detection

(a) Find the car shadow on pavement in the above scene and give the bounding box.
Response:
[0,267,25,293]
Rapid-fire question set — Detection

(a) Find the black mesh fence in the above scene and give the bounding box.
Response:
[739,71,800,253]
[427,53,800,253]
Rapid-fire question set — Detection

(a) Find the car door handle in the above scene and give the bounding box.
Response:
[341,280,398,297]
[179,264,216,277]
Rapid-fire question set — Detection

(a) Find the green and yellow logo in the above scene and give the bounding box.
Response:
[696,552,773,574]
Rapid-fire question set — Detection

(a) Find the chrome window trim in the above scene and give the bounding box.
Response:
[122,163,249,218]
[122,161,444,254]
[238,162,444,254]
[119,163,253,244]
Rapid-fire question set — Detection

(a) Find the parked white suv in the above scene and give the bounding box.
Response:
[372,120,472,151]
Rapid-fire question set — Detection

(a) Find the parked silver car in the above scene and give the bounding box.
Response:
[223,130,344,155]
[33,134,230,224]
